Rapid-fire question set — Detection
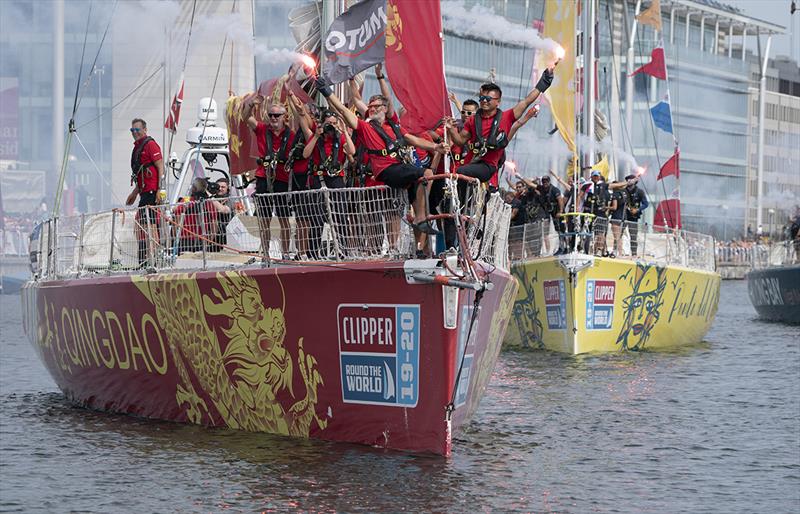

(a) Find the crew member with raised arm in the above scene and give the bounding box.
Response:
[243,98,296,259]
[317,78,448,255]
[445,67,554,185]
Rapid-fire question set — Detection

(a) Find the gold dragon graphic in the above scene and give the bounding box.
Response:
[132,270,327,437]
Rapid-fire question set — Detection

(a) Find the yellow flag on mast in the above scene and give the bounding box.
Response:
[636,0,663,32]
[543,0,577,174]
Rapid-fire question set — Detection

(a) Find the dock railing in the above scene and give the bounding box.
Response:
[508,215,716,272]
[31,182,511,280]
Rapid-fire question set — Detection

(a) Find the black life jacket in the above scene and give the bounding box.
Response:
[285,131,307,173]
[366,119,408,159]
[314,133,343,176]
[469,110,508,159]
[586,182,611,215]
[131,136,157,180]
[263,128,291,166]
[624,187,645,218]
[351,131,373,183]
[539,186,559,215]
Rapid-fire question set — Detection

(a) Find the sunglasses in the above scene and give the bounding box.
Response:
[129,127,142,133]
[461,110,475,116]
[478,95,499,103]
[267,112,285,119]
[367,104,385,111]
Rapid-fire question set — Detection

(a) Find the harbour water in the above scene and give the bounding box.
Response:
[1,280,798,513]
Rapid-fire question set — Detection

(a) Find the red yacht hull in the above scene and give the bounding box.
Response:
[21,261,516,455]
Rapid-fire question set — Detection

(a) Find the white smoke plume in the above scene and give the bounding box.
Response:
[253,46,311,66]
[112,0,181,60]
[441,0,561,53]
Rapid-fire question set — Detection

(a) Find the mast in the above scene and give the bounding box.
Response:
[53,0,65,210]
[755,33,772,235]
[624,0,643,154]
[582,0,597,168]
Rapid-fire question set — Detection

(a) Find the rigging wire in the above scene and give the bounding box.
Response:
[635,26,676,225]
[603,2,648,194]
[75,0,119,113]
[70,1,93,121]
[72,133,125,205]
[602,2,657,205]
[187,0,238,185]
[76,65,165,131]
[508,1,533,160]
[165,0,199,197]
[54,0,94,217]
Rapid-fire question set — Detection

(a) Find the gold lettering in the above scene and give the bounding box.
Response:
[92,310,115,369]
[73,309,100,367]
[126,313,152,373]
[60,307,82,367]
[105,311,130,370]
[141,314,168,375]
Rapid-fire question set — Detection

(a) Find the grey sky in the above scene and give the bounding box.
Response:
[728,0,800,60]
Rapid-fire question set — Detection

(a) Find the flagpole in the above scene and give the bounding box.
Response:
[624,0,643,154]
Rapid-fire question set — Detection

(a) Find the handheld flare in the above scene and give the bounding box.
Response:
[300,54,317,79]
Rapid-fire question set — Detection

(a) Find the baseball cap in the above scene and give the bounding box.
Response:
[590,170,601,177]
[625,174,636,180]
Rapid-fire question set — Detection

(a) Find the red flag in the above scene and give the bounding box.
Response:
[165,74,184,133]
[385,0,450,134]
[654,199,682,230]
[657,149,679,180]
[226,76,314,176]
[630,47,666,80]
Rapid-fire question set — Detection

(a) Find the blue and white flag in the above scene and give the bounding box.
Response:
[650,99,673,134]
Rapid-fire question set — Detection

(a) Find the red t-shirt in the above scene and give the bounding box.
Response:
[355,117,409,178]
[132,137,162,192]
[254,122,294,182]
[310,133,347,176]
[429,126,465,173]
[173,200,217,241]
[462,108,517,171]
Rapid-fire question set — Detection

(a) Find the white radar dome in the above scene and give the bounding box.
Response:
[197,98,218,123]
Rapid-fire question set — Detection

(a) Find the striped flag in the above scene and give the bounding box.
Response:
[165,73,185,133]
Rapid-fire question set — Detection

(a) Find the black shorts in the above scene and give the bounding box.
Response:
[380,163,424,204]
[137,191,158,222]
[255,178,295,218]
[456,161,496,183]
[379,163,424,189]
[309,174,345,190]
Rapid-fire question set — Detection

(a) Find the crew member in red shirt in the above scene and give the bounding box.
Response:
[320,82,448,255]
[243,99,299,258]
[302,110,356,258]
[126,117,164,266]
[446,68,554,185]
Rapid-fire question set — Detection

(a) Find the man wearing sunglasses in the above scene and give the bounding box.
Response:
[127,118,163,267]
[244,99,299,258]
[445,67,555,186]
[126,118,163,208]
[318,80,448,253]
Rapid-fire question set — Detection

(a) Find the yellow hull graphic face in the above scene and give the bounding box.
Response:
[505,257,720,354]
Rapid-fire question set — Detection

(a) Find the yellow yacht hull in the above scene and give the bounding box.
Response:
[505,255,720,354]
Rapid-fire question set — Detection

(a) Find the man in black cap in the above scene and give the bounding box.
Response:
[610,174,649,256]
